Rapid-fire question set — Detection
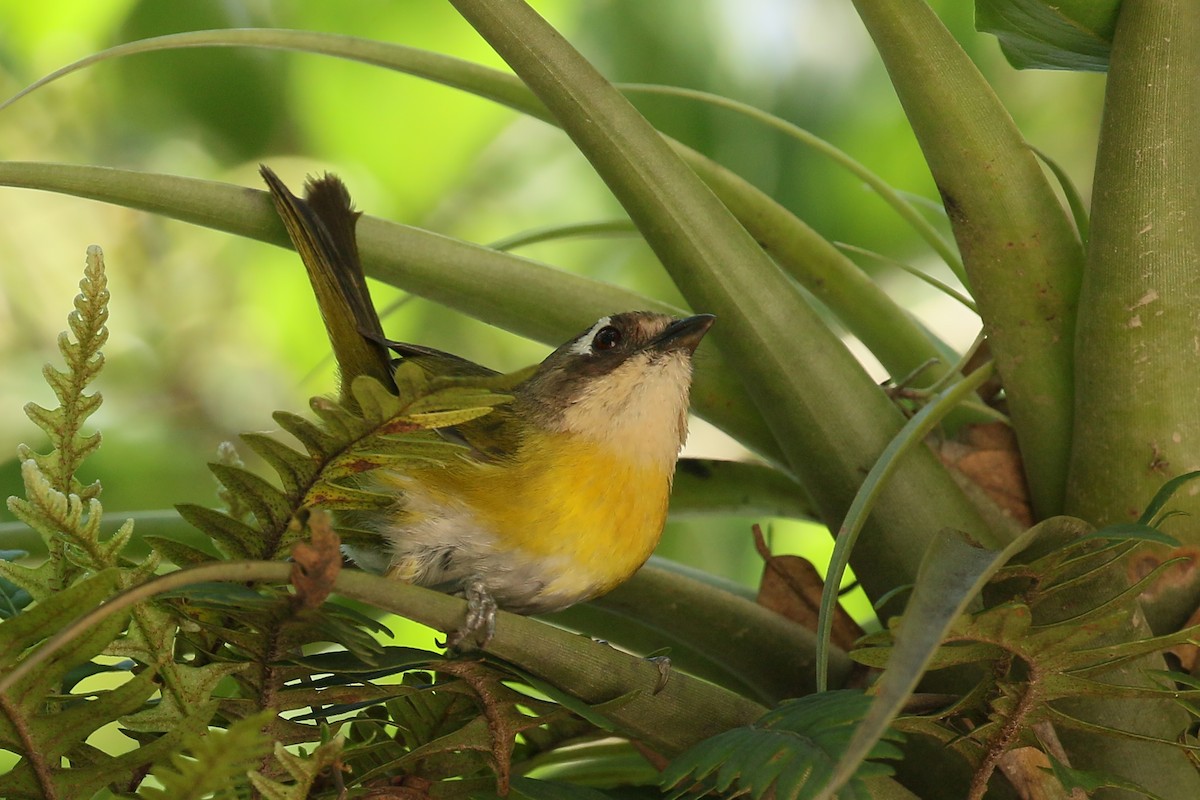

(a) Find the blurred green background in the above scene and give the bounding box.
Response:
[0,1,1104,605]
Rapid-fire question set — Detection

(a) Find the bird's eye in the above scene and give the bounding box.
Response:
[593,325,622,351]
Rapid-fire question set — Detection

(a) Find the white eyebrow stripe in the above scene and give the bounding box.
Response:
[568,316,612,356]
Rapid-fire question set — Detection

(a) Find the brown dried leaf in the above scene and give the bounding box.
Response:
[939,422,1033,527]
[753,525,865,652]
[290,510,343,610]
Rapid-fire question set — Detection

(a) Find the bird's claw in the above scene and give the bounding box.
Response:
[444,577,497,651]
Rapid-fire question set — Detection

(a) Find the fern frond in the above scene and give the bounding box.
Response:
[0,569,132,798]
[248,735,345,800]
[0,551,33,620]
[850,522,1200,790]
[661,691,902,800]
[139,709,276,800]
[17,244,108,500]
[178,361,514,561]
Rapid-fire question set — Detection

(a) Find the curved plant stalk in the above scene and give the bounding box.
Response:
[552,558,853,706]
[622,83,965,283]
[0,31,962,285]
[851,0,1086,519]
[816,362,997,690]
[835,243,976,313]
[486,219,637,251]
[668,458,816,521]
[0,560,766,756]
[1,28,960,407]
[1029,145,1091,247]
[447,0,1002,617]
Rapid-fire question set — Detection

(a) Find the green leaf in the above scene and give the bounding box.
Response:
[662,691,901,800]
[207,463,293,536]
[1134,470,1200,526]
[0,568,121,670]
[174,502,260,560]
[817,518,1075,800]
[239,432,317,497]
[0,570,139,799]
[1044,750,1167,800]
[0,551,33,620]
[1077,523,1180,548]
[139,710,276,799]
[248,736,345,800]
[1029,145,1090,246]
[977,0,1118,71]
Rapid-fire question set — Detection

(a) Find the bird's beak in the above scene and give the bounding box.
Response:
[652,314,715,354]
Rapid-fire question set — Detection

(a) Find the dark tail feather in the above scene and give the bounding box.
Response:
[260,165,395,406]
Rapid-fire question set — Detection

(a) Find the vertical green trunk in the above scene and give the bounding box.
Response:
[1066,0,1200,532]
[1061,2,1200,797]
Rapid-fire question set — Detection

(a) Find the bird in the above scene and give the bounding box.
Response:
[260,165,713,647]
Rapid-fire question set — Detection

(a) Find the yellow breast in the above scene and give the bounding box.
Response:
[479,434,671,594]
[374,430,673,613]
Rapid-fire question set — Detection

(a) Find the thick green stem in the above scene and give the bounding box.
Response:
[1066,0,1200,531]
[850,0,1086,519]
[1058,1,1200,797]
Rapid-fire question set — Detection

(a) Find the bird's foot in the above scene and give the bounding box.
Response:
[444,577,497,651]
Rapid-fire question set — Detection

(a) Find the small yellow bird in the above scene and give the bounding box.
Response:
[261,167,713,646]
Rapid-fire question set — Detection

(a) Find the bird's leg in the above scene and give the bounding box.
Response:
[445,576,497,651]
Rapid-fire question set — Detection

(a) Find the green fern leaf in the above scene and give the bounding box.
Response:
[207,463,294,538]
[304,483,397,510]
[239,432,317,497]
[139,709,276,800]
[349,373,407,422]
[0,552,33,620]
[0,551,56,605]
[18,245,109,499]
[272,409,338,459]
[0,570,147,799]
[143,535,220,568]
[661,691,902,800]
[406,406,498,428]
[247,736,345,800]
[0,568,120,670]
[309,394,365,437]
[320,449,416,482]
[178,347,514,568]
[175,502,260,559]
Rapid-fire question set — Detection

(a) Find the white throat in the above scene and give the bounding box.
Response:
[557,352,692,468]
